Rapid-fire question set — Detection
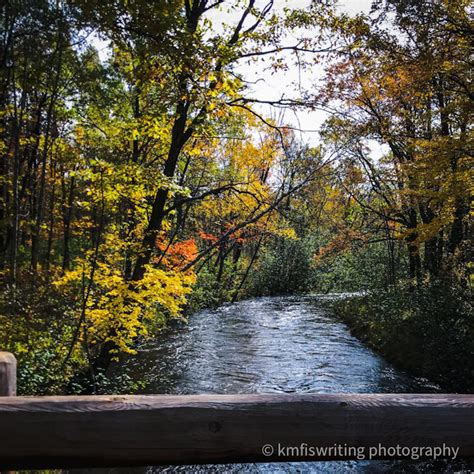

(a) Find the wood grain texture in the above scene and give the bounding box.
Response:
[0,393,472,468]
[0,352,16,396]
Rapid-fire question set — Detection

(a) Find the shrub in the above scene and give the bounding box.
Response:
[249,237,316,296]
[333,281,474,392]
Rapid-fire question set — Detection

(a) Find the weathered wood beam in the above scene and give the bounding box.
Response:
[0,352,16,396]
[0,393,473,469]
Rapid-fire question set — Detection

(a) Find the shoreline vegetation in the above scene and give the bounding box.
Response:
[333,285,473,393]
[0,0,471,396]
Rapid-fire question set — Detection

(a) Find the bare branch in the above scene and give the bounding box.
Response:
[239,45,334,58]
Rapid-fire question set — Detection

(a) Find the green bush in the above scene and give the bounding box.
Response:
[185,262,236,313]
[313,242,408,293]
[0,276,81,394]
[334,281,474,392]
[249,237,316,296]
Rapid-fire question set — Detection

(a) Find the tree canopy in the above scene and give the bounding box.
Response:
[0,0,471,394]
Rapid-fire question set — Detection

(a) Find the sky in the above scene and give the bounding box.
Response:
[227,0,375,146]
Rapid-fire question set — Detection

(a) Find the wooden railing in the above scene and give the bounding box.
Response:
[0,351,16,396]
[1,352,473,469]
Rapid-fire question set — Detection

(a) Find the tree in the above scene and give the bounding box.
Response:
[316,0,472,284]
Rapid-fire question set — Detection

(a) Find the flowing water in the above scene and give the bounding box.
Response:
[86,295,471,473]
[127,295,438,396]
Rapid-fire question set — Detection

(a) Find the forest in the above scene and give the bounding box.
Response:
[0,0,472,396]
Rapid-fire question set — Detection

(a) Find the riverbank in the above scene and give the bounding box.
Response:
[332,285,474,393]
